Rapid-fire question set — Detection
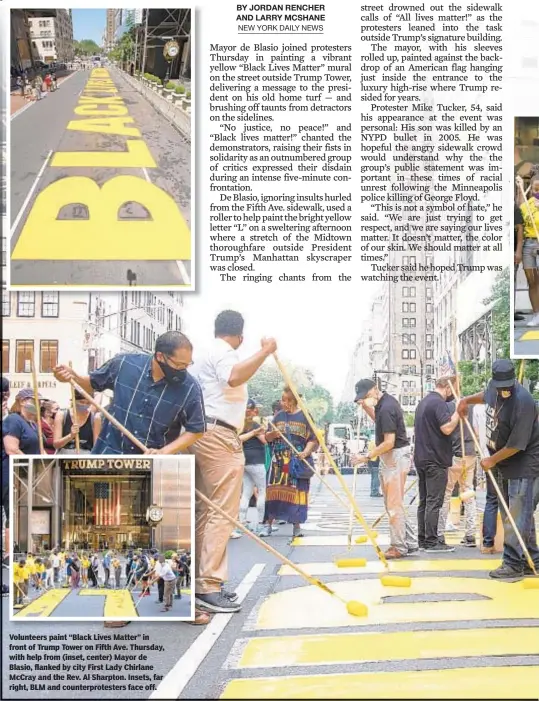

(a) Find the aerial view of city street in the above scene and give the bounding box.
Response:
[9,9,193,289]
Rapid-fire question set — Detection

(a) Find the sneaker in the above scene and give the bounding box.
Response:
[278,520,287,525]
[523,564,539,576]
[384,546,406,559]
[257,525,271,537]
[190,608,211,626]
[514,312,525,321]
[195,592,242,613]
[292,527,304,538]
[526,313,539,327]
[407,547,419,555]
[444,521,458,532]
[481,544,496,554]
[489,564,524,579]
[461,536,477,548]
[425,543,455,553]
[229,529,243,540]
[221,588,238,602]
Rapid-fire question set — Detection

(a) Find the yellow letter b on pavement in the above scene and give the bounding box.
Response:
[11,176,191,261]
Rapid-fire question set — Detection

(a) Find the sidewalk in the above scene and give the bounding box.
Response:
[118,68,191,142]
[10,70,76,117]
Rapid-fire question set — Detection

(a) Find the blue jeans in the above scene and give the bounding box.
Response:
[482,466,505,547]
[503,475,539,570]
[369,460,381,496]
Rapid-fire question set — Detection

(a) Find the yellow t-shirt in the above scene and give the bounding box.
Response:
[521,199,539,239]
[26,557,36,575]
[14,566,29,583]
[112,559,121,569]
[81,558,90,569]
[35,563,45,574]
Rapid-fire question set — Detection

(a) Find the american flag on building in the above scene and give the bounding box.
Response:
[439,352,457,377]
[94,482,121,526]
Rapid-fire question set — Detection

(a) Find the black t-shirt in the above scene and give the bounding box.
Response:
[414,391,453,468]
[484,381,539,478]
[374,393,409,449]
[241,428,266,465]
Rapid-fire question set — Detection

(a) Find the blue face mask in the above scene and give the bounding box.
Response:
[76,403,90,412]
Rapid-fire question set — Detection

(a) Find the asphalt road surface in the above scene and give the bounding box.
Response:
[10,68,192,289]
[2,474,538,699]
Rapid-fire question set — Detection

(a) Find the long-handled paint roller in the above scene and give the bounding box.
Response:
[274,354,411,588]
[69,361,81,454]
[70,381,369,617]
[448,378,539,587]
[335,462,368,569]
[267,421,367,568]
[30,352,45,454]
[363,477,418,538]
[451,325,474,505]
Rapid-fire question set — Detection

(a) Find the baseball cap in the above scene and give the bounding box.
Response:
[354,379,376,402]
[246,399,257,409]
[16,388,42,402]
[491,359,515,388]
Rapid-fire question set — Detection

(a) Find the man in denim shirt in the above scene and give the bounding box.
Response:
[54,330,205,454]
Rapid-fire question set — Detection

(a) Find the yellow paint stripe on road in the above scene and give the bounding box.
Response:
[11,175,191,261]
[255,577,539,630]
[14,588,70,617]
[519,331,539,340]
[51,139,157,168]
[80,588,138,617]
[221,665,539,699]
[291,533,479,546]
[278,559,501,576]
[236,627,539,668]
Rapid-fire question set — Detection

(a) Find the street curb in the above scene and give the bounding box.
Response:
[116,69,191,144]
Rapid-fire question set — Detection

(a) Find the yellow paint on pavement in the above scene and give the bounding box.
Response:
[67,117,141,137]
[519,331,539,340]
[236,627,539,668]
[14,588,70,617]
[220,665,539,699]
[278,559,501,576]
[80,588,138,617]
[12,176,191,260]
[51,139,157,168]
[254,577,539,630]
[291,532,478,546]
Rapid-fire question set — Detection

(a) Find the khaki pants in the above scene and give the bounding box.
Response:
[379,446,418,554]
[163,579,175,609]
[437,456,477,539]
[192,425,245,594]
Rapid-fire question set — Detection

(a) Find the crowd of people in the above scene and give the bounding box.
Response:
[13,547,191,614]
[351,359,539,580]
[14,70,58,102]
[2,310,539,625]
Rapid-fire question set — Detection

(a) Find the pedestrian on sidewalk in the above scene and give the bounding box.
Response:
[457,359,539,579]
[192,310,277,616]
[352,379,418,558]
[414,377,461,552]
[157,556,176,613]
[239,400,268,536]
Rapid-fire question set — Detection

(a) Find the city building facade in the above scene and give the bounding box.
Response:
[27,9,74,63]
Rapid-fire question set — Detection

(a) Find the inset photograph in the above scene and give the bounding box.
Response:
[9,8,193,289]
[9,455,194,621]
[513,116,539,354]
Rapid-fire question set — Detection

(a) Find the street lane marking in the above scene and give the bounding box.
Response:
[11,175,191,260]
[14,588,70,617]
[10,150,52,234]
[51,140,157,168]
[80,588,138,617]
[278,559,501,576]
[291,532,477,546]
[220,666,539,699]
[234,627,539,668]
[254,577,539,630]
[520,331,539,340]
[149,564,265,700]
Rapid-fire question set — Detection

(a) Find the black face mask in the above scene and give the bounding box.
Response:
[156,355,187,384]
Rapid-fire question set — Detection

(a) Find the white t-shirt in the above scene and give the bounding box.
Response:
[52,555,60,568]
[192,338,248,430]
[159,562,176,582]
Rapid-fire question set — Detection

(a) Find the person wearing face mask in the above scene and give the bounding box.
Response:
[520,178,539,327]
[53,330,206,455]
[457,359,539,579]
[414,377,461,552]
[53,390,102,454]
[190,310,277,616]
[40,400,58,455]
[352,379,418,558]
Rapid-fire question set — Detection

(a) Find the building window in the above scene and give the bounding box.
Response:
[40,340,58,373]
[403,318,409,327]
[409,317,416,328]
[410,256,416,265]
[426,365,434,377]
[426,303,433,313]
[409,333,416,344]
[2,340,9,372]
[426,349,433,360]
[410,287,416,298]
[426,334,433,344]
[402,302,409,313]
[403,333,408,344]
[427,287,433,299]
[403,256,408,265]
[41,291,59,317]
[410,349,417,359]
[2,289,11,317]
[410,302,416,313]
[17,292,36,317]
[403,287,409,297]
[16,340,34,373]
[402,350,409,359]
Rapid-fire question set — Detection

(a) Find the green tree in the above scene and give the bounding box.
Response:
[483,267,510,358]
[74,39,101,56]
[334,401,357,424]
[458,359,490,395]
